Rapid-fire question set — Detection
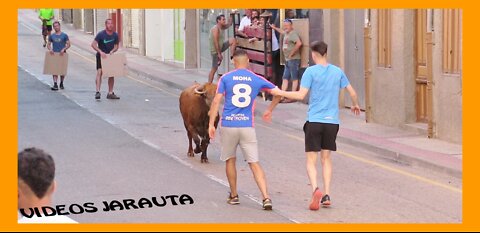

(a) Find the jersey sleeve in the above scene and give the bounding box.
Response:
[260,77,276,91]
[340,70,350,88]
[300,67,313,89]
[217,77,226,94]
[64,33,70,42]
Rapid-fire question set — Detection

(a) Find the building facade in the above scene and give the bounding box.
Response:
[60,8,462,144]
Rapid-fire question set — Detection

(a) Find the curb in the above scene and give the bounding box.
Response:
[336,136,462,179]
[126,65,187,91]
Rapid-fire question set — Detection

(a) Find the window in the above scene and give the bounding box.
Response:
[377,9,392,68]
[443,9,461,74]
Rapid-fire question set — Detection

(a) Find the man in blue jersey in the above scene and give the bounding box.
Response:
[264,41,361,211]
[208,49,282,210]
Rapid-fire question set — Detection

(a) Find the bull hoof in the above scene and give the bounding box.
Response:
[201,158,209,163]
[188,152,194,157]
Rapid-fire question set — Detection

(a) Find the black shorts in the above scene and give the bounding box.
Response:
[96,54,102,70]
[303,121,339,152]
[42,25,52,35]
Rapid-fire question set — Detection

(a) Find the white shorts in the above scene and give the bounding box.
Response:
[220,127,259,163]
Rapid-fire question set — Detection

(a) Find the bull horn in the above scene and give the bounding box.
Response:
[194,84,207,95]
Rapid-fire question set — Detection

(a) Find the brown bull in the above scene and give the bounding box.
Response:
[179,82,219,163]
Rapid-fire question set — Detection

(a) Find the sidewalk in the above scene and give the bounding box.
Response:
[61,23,462,179]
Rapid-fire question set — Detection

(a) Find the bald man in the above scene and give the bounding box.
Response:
[208,49,283,210]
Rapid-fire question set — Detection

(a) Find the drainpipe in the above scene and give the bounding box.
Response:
[364,25,372,123]
[426,32,435,138]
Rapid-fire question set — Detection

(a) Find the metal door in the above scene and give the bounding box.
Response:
[344,10,365,109]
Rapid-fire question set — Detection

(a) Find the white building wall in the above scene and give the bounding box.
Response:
[95,9,109,34]
[131,9,141,49]
[145,10,163,58]
[161,10,175,61]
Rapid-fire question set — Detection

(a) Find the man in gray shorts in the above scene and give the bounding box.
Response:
[208,49,282,210]
[208,14,236,83]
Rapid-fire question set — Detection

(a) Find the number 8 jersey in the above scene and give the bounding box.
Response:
[217,68,276,128]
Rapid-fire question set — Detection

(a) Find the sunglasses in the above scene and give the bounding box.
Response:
[283,19,293,23]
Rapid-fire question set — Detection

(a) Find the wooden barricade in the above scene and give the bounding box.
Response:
[232,12,275,100]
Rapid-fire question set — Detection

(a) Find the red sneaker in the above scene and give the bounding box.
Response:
[309,188,322,211]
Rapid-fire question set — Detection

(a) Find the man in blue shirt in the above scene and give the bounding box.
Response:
[208,49,282,210]
[264,41,360,210]
[47,21,70,91]
[91,19,120,100]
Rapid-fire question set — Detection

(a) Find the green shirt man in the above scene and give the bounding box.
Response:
[39,9,54,26]
[39,9,54,47]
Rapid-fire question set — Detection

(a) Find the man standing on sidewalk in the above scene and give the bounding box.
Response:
[91,19,120,100]
[208,14,236,83]
[208,49,282,210]
[270,19,302,103]
[38,9,54,48]
[47,21,70,91]
[263,41,361,210]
